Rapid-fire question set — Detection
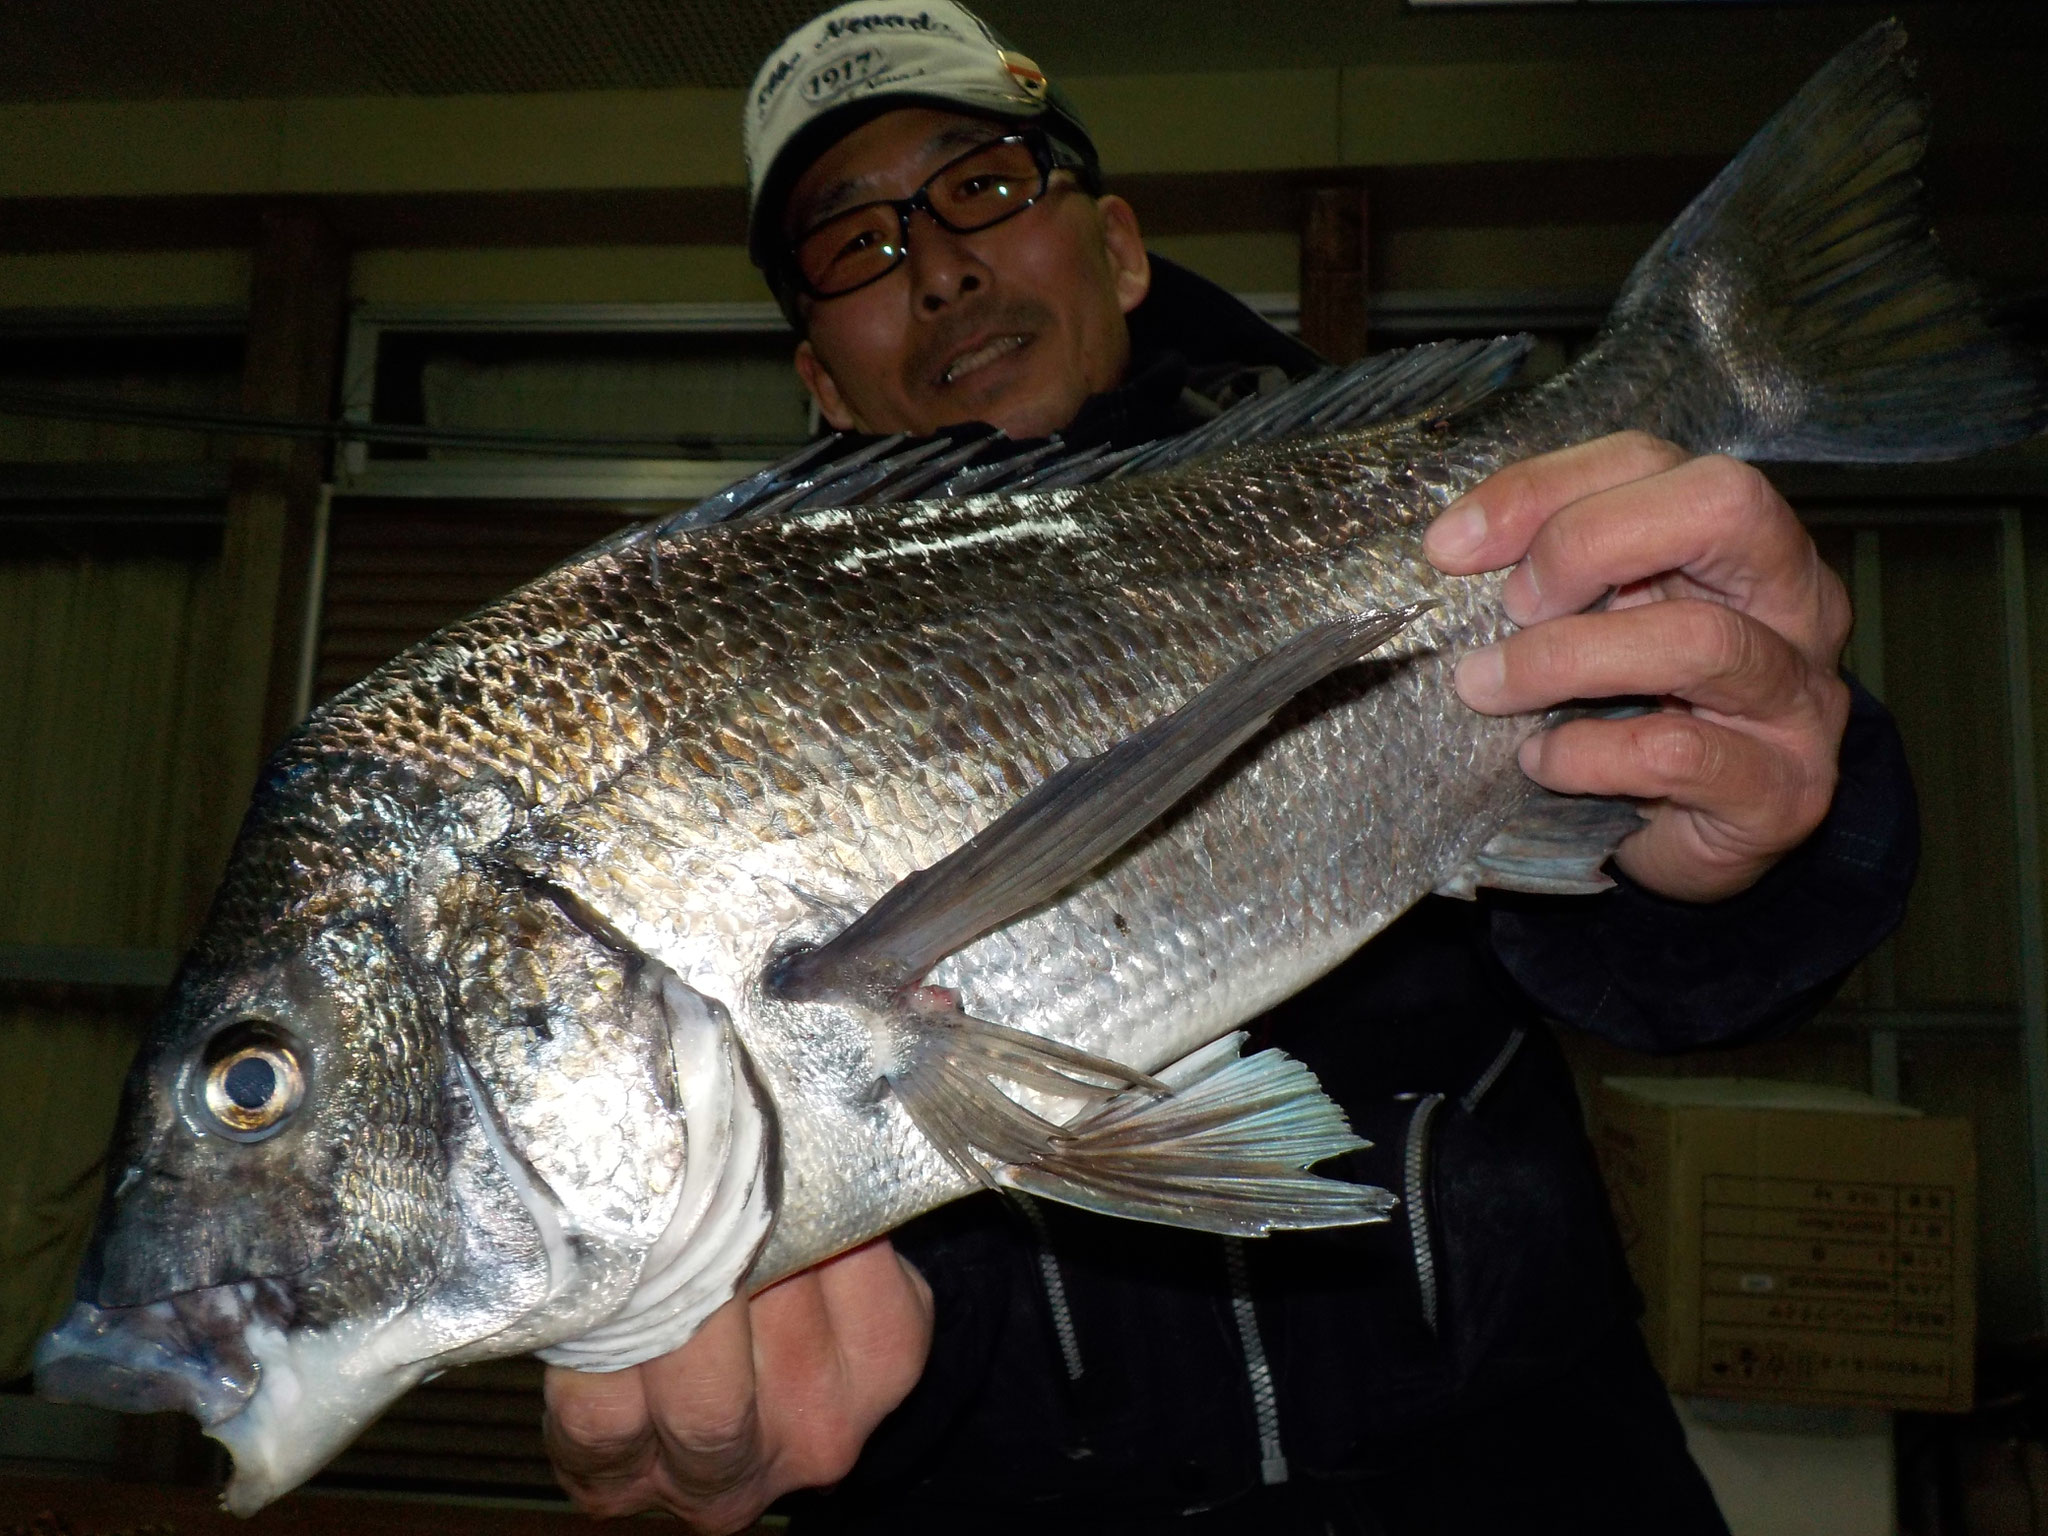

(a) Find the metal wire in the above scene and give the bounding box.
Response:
[0,385,802,459]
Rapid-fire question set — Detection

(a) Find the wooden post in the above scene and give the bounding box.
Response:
[183,205,348,933]
[239,206,349,751]
[1299,184,1370,364]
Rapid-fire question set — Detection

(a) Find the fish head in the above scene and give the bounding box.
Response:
[82,920,449,1328]
[35,907,560,1512]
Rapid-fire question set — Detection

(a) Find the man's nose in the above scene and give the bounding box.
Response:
[903,207,987,314]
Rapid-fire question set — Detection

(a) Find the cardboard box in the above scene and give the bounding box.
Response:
[1593,1077,1977,1413]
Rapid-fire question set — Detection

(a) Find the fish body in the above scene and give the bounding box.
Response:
[415,436,1507,1281]
[34,24,2045,1512]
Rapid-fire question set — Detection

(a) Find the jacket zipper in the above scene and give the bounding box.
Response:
[1461,1026,1526,1113]
[1015,1193,1086,1383]
[1222,1236,1289,1485]
[1403,1092,1446,1334]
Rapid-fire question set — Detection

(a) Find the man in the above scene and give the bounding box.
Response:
[543,6,1913,1531]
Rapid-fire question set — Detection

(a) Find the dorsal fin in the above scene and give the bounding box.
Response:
[1117,334,1531,478]
[644,334,1532,540]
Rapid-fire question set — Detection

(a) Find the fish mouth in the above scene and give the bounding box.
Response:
[34,1279,293,1427]
[935,331,1032,389]
[36,1277,440,1513]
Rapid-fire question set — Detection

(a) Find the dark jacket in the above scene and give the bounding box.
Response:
[784,257,1920,1530]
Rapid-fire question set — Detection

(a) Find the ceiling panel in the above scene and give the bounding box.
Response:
[0,1,2035,104]
[0,0,823,101]
[324,0,825,95]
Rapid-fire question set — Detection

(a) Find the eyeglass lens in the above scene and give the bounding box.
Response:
[794,137,1048,298]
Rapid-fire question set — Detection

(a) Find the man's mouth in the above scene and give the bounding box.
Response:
[937,332,1031,388]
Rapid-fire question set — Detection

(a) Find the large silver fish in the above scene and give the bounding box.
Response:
[34,24,2044,1513]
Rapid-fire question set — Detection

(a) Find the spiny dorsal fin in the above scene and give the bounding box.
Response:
[647,334,1533,539]
[1117,334,1532,478]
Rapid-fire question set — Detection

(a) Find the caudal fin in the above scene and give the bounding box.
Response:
[1597,21,2044,463]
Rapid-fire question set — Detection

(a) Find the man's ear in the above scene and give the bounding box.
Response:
[794,340,860,431]
[1097,195,1151,317]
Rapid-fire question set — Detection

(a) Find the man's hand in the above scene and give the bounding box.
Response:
[544,1238,934,1534]
[1424,431,1853,903]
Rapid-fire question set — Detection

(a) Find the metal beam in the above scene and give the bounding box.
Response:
[241,207,351,756]
[333,459,769,502]
[1999,506,2048,1329]
[289,484,332,727]
[0,462,229,503]
[1799,503,2012,528]
[182,206,350,934]
[1815,1008,2021,1035]
[0,945,178,989]
[0,140,2034,253]
[1851,528,1901,1101]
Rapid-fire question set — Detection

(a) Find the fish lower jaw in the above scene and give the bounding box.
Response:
[209,1311,442,1514]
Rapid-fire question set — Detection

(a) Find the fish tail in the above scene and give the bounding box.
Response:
[1591,20,2044,463]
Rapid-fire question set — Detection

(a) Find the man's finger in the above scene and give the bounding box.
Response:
[1519,710,1842,901]
[816,1240,935,1410]
[544,1358,656,1498]
[1423,431,1688,575]
[1454,601,1818,723]
[754,1239,935,1490]
[638,1290,765,1481]
[1522,709,1813,816]
[540,1241,935,1532]
[1500,456,1847,660]
[544,1294,768,1523]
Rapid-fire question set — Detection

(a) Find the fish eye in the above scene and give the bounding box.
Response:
[194,1024,307,1142]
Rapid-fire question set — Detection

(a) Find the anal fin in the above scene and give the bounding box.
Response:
[886,1008,1393,1237]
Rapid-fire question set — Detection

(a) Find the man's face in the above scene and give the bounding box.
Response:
[784,107,1151,440]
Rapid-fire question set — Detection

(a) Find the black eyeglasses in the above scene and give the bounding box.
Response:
[784,130,1082,301]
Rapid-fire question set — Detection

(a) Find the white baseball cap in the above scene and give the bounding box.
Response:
[743,2,1099,279]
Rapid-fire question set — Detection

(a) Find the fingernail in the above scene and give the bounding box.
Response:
[1501,560,1541,625]
[1454,644,1505,704]
[1426,499,1486,564]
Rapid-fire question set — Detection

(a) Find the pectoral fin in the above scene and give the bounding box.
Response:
[769,602,1435,1007]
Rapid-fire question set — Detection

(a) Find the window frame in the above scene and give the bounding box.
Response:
[336,300,808,503]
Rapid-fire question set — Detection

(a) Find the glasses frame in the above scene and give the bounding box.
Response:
[781,129,1082,303]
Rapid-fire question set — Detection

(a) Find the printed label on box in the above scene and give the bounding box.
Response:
[1697,1175,1958,1398]
[1699,1328,1956,1400]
